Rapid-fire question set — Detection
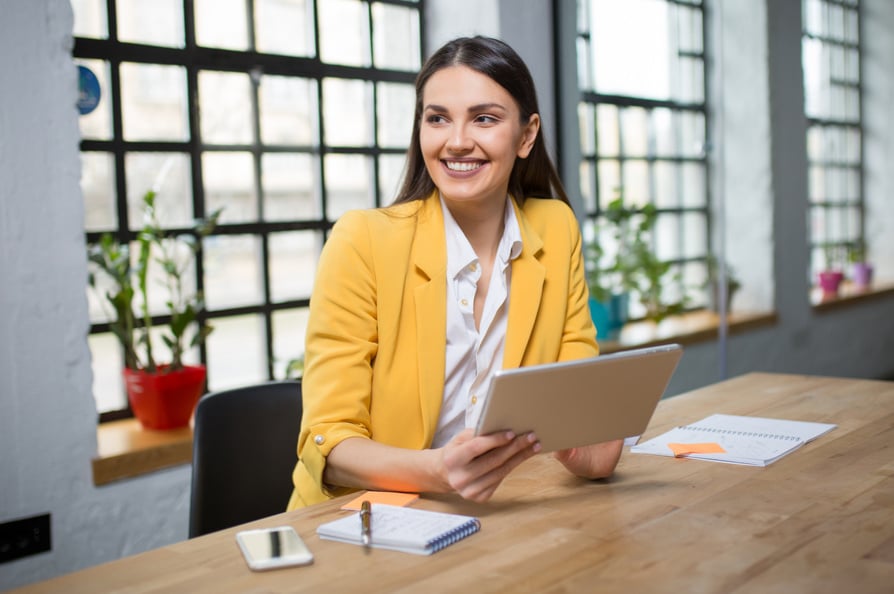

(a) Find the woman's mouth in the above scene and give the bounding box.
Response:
[444,160,484,173]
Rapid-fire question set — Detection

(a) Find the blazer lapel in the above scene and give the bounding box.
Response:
[504,198,545,369]
[411,196,448,441]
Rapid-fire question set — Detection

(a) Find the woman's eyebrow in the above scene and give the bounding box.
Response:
[422,102,508,113]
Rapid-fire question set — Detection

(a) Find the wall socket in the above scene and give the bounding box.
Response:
[0,513,52,564]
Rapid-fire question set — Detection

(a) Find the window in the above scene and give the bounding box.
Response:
[574,0,710,318]
[73,0,424,421]
[802,0,864,276]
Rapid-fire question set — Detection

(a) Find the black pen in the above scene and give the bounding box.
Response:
[360,500,372,549]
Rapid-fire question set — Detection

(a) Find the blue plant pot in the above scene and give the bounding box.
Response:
[589,294,629,340]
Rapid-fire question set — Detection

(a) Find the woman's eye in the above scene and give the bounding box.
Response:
[475,114,498,124]
[425,114,447,124]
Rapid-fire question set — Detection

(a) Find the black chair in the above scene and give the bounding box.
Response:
[189,380,302,538]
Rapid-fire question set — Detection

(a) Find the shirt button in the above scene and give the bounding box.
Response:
[314,434,324,445]
[469,263,478,272]
[460,298,468,307]
[471,395,478,405]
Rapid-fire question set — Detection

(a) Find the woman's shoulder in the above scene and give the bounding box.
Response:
[518,197,579,232]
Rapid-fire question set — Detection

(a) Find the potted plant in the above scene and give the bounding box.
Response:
[585,192,689,331]
[817,244,845,298]
[88,190,221,430]
[847,243,873,289]
[585,196,639,338]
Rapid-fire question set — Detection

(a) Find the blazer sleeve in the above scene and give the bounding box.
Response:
[557,204,600,362]
[297,210,379,498]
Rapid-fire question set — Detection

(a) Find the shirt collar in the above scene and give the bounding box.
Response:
[441,195,523,279]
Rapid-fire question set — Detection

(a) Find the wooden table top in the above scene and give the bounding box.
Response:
[14,373,894,593]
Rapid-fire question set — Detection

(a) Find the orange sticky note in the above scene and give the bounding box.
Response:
[667,442,727,457]
[341,491,420,510]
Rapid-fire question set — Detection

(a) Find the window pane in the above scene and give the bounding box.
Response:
[255,0,315,57]
[195,0,249,51]
[77,60,113,140]
[378,154,405,202]
[125,152,193,229]
[120,63,189,141]
[324,154,373,219]
[588,0,671,98]
[377,82,414,148]
[82,152,117,231]
[621,160,649,204]
[269,231,319,302]
[319,0,371,67]
[579,160,596,212]
[90,333,125,414]
[372,2,421,71]
[199,71,255,145]
[272,308,310,379]
[597,160,621,209]
[323,78,373,147]
[259,75,318,146]
[204,235,264,310]
[681,163,706,207]
[262,153,320,220]
[620,107,649,158]
[202,152,258,223]
[596,104,619,156]
[652,161,678,209]
[652,108,675,157]
[73,0,108,38]
[116,0,184,48]
[206,315,267,391]
[578,103,596,155]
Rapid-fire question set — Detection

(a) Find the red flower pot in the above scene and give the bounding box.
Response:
[123,365,207,430]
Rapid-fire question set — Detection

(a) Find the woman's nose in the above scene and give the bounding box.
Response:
[446,125,473,152]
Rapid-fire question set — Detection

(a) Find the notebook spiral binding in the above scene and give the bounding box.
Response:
[425,519,481,553]
[682,424,799,442]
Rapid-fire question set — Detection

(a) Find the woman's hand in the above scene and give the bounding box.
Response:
[554,439,623,480]
[437,429,541,502]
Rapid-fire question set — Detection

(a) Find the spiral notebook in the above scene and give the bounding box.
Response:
[316,504,480,555]
[630,413,836,466]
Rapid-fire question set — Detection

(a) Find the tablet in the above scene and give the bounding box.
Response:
[474,344,683,452]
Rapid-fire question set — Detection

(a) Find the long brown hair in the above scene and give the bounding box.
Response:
[392,36,569,206]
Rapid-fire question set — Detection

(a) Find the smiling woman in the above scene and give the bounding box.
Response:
[288,36,623,511]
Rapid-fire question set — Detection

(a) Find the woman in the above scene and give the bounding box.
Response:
[287,36,622,510]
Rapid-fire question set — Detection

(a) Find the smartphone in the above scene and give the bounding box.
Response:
[236,526,314,571]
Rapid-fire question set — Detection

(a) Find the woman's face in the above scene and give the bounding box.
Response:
[419,65,539,207]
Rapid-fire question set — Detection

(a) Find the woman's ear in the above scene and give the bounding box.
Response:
[517,113,541,159]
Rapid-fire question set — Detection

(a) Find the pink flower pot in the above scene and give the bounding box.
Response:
[817,270,844,297]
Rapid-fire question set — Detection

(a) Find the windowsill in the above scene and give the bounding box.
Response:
[92,308,780,485]
[93,419,193,486]
[598,309,777,354]
[811,279,894,312]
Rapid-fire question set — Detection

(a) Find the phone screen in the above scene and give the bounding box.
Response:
[236,526,314,571]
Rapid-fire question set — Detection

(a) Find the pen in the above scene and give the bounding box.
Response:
[360,500,372,549]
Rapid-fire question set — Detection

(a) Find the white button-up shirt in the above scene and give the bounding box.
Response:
[431,196,523,448]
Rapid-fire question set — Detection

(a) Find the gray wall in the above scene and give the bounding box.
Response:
[1,0,893,589]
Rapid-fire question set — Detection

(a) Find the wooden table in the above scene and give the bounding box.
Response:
[14,373,894,593]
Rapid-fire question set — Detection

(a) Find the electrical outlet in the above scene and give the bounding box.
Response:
[0,513,51,564]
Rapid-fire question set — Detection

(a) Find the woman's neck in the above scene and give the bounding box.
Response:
[443,196,507,263]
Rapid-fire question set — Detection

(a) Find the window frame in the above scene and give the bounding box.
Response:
[74,0,425,422]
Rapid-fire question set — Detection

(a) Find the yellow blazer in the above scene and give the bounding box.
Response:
[288,193,598,509]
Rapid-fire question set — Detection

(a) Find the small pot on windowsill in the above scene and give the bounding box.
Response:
[817,270,845,298]
[851,261,874,290]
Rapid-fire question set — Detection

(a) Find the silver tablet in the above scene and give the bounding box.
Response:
[474,344,683,452]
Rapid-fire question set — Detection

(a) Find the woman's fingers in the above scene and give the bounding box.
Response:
[442,431,541,502]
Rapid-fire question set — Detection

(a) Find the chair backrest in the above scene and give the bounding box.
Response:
[189,380,302,538]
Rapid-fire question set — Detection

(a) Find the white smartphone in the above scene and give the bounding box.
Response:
[236,526,314,571]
